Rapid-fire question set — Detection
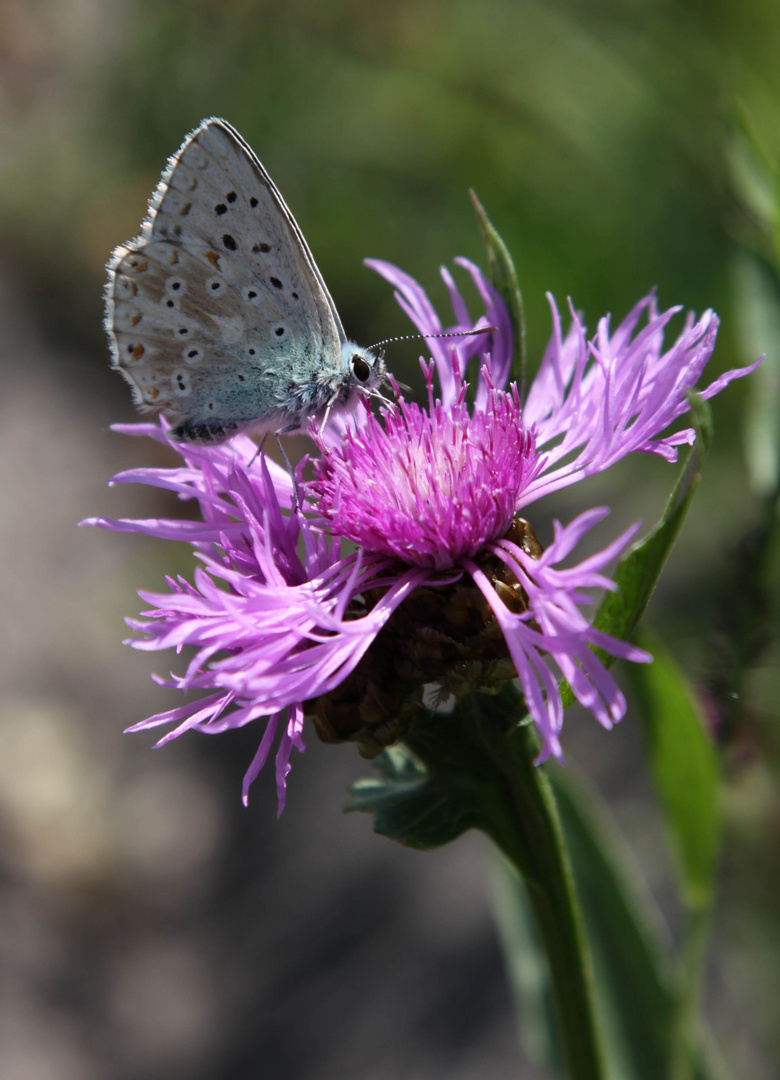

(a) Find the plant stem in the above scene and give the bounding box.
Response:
[492,720,608,1080]
[406,691,608,1080]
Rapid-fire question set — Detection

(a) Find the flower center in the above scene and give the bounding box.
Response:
[310,384,541,570]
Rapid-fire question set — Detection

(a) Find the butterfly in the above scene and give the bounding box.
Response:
[104,118,385,445]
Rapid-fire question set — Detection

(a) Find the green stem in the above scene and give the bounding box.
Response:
[406,692,608,1080]
[491,722,608,1080]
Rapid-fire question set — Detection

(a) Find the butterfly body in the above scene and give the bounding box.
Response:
[105,118,384,444]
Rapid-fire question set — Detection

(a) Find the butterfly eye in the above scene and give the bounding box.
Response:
[351,356,371,383]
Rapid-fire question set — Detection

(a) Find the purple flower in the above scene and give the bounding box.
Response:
[85,256,758,813]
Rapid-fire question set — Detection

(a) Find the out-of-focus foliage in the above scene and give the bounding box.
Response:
[0,0,778,376]
[1,1,780,1077]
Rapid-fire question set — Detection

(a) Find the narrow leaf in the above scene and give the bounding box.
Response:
[625,635,725,1080]
[732,253,780,496]
[488,852,563,1071]
[551,767,678,1080]
[471,191,527,396]
[627,632,721,913]
[597,393,713,643]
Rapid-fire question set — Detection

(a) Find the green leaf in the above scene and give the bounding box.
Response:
[624,635,725,1080]
[347,692,524,854]
[471,190,527,396]
[561,394,713,709]
[598,393,712,642]
[488,851,563,1071]
[626,632,721,914]
[346,743,491,850]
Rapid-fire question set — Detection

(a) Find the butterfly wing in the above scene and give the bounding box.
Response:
[105,118,345,440]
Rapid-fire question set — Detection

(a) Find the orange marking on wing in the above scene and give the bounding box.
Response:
[132,344,145,360]
[170,250,179,265]
[132,313,142,326]
[205,251,221,268]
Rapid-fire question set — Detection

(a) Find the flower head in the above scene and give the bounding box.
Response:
[311,368,541,570]
[85,256,758,812]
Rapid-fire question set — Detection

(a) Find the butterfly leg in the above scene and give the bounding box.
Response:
[316,391,344,455]
[248,431,300,514]
[274,430,302,515]
[248,433,267,470]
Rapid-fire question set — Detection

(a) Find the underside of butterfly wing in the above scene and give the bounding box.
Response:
[105,118,346,442]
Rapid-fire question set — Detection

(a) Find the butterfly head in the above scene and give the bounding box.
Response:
[341,342,386,398]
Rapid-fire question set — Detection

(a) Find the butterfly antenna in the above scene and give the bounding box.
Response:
[368,325,497,351]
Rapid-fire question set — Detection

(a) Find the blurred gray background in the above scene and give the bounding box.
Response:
[1,1,779,1077]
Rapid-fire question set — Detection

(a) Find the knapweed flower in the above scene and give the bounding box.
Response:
[86,257,757,813]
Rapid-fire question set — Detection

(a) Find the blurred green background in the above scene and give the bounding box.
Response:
[1,1,779,1077]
